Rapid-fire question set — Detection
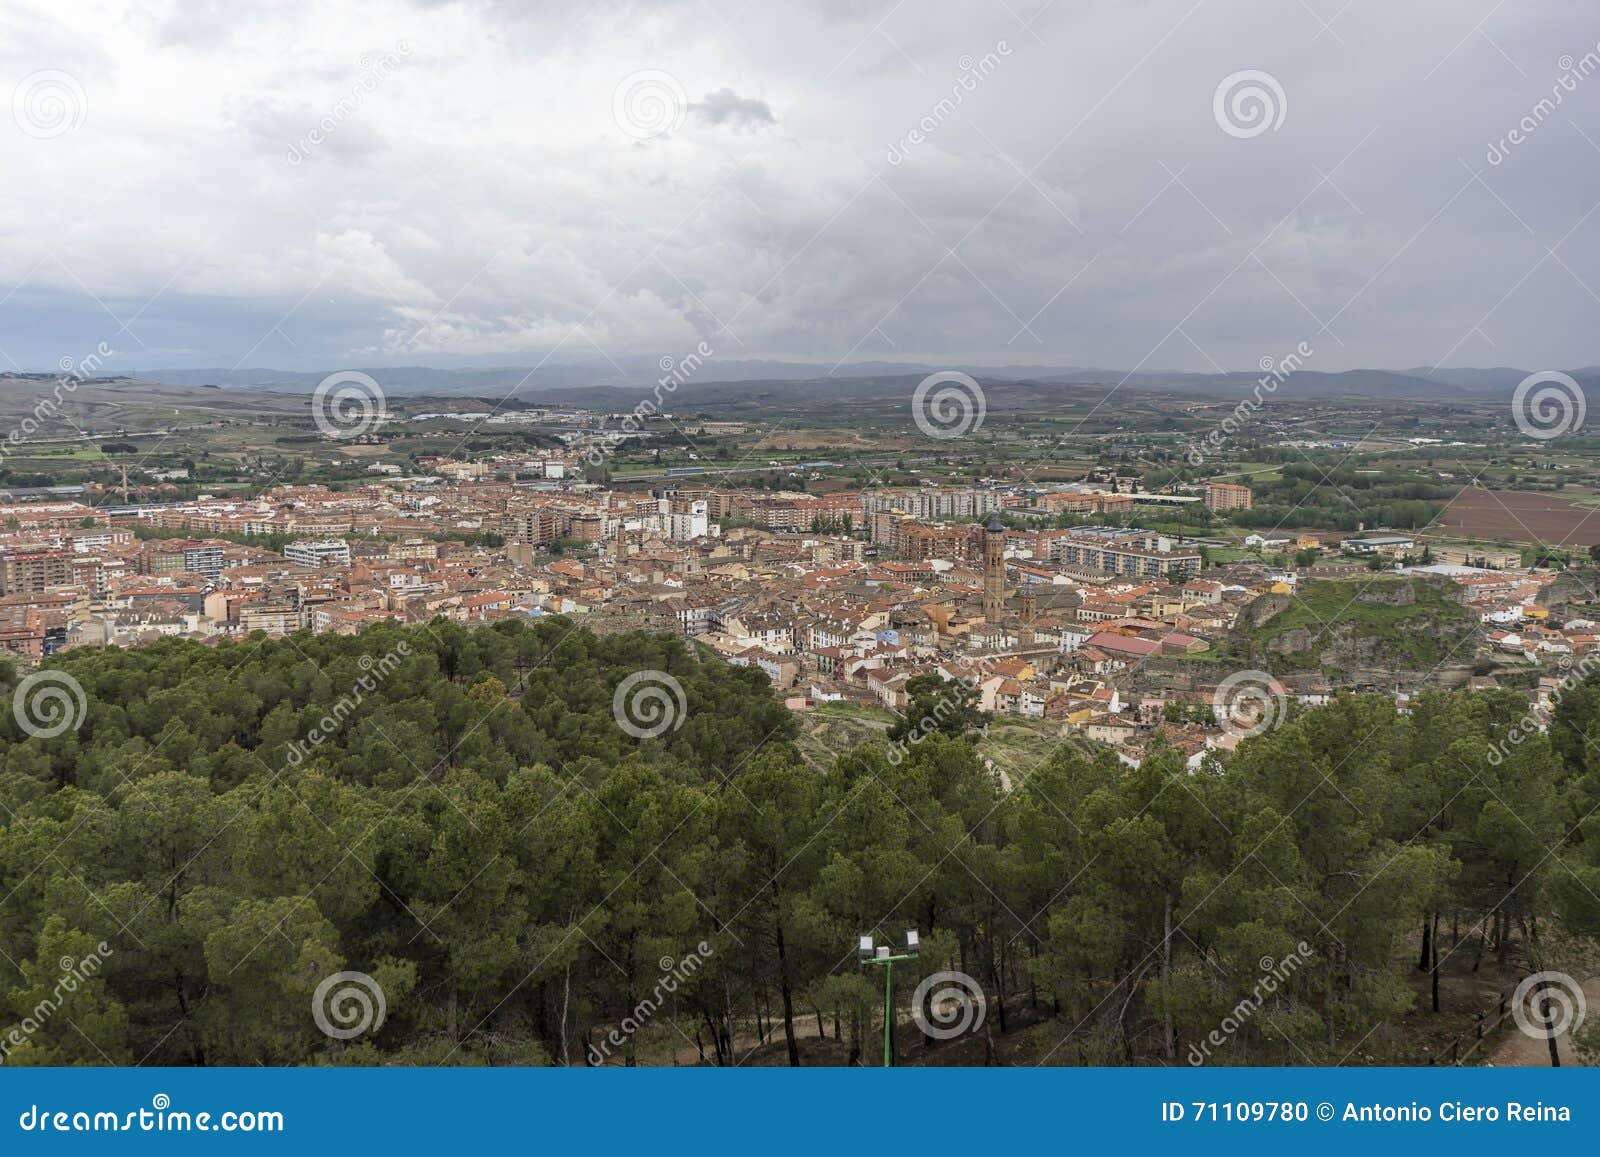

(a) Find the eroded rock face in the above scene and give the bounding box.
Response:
[1264,627,1314,656]
[1539,570,1596,610]
[1237,592,1290,630]
[1230,577,1480,682]
[1353,583,1415,608]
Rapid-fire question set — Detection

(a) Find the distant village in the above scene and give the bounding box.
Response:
[0,458,1579,768]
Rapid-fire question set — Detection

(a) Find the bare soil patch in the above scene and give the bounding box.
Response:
[1428,487,1600,546]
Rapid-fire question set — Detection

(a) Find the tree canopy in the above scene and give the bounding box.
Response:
[0,617,1595,1066]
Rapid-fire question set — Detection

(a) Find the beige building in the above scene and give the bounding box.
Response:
[1204,481,1253,511]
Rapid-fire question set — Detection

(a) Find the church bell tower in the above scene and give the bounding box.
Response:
[982,511,1005,622]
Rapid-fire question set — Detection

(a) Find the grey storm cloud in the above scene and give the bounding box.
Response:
[3,0,1600,376]
[689,87,776,129]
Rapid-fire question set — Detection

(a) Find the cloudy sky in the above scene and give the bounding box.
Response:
[3,0,1599,377]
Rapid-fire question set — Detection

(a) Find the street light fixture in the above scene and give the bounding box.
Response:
[857,930,921,1067]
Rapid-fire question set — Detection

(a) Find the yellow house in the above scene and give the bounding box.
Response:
[1062,704,1099,728]
[988,657,1036,682]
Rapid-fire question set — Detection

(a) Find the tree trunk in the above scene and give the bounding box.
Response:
[1162,894,1175,1059]
[623,954,637,1066]
[994,932,1009,1034]
[1430,910,1440,1013]
[1540,978,1562,1067]
[559,963,571,1065]
[175,973,206,1066]
[702,1011,726,1066]
[774,914,801,1066]
[1418,916,1431,971]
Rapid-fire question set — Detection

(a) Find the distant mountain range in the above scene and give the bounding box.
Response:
[120,360,1600,403]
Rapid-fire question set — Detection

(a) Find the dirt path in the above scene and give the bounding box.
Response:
[1486,976,1599,1067]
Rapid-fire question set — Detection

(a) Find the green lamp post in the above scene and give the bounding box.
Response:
[857,930,920,1067]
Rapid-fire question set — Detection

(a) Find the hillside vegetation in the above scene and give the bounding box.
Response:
[1231,576,1480,676]
[0,618,1597,1066]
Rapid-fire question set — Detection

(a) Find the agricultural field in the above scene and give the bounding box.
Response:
[1428,486,1600,546]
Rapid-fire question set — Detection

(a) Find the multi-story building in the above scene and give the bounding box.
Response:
[1204,482,1253,511]
[239,601,300,636]
[897,521,982,562]
[865,487,1001,521]
[503,510,560,547]
[1044,532,1202,579]
[182,543,225,580]
[666,500,709,541]
[68,527,134,553]
[0,549,73,595]
[1037,490,1136,515]
[141,546,187,577]
[567,513,605,543]
[284,539,352,569]
[670,597,720,637]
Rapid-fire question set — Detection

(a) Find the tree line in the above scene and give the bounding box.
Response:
[1,617,1597,1065]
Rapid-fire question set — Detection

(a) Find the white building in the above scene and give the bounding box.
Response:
[284,539,352,569]
[666,500,709,541]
